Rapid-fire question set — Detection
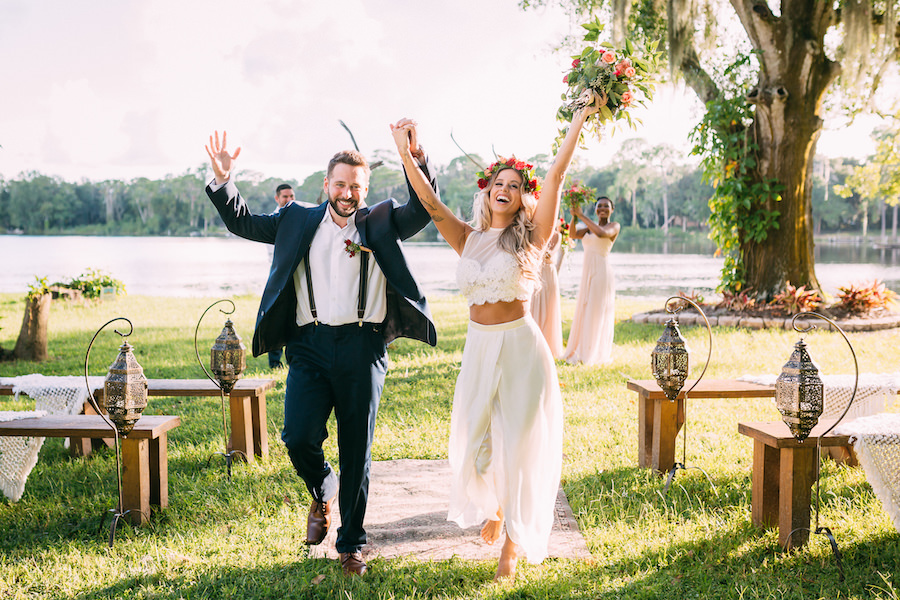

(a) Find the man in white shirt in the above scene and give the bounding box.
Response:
[205,125,437,576]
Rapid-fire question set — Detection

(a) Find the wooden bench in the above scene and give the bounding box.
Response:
[627,378,775,474]
[738,420,850,549]
[0,415,180,525]
[1,378,277,462]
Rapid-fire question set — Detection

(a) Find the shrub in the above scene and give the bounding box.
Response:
[769,282,822,315]
[717,288,756,312]
[67,268,126,299]
[26,275,50,301]
[834,280,897,315]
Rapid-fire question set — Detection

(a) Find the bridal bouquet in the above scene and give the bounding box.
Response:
[557,17,662,142]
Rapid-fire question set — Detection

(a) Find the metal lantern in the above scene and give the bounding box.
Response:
[195,299,248,479]
[651,315,690,401]
[210,317,246,394]
[84,317,147,546]
[775,338,824,441]
[103,339,149,436]
[651,296,715,495]
[774,312,859,578]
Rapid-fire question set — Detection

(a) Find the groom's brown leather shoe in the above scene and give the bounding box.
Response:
[305,497,333,545]
[339,551,367,576]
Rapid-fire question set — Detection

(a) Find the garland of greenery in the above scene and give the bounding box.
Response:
[689,55,782,294]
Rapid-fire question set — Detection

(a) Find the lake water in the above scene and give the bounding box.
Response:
[2,235,899,301]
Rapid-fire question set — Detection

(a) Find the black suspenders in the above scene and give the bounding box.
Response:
[303,248,370,327]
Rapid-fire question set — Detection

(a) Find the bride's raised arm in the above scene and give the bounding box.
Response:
[532,92,602,248]
[391,119,472,255]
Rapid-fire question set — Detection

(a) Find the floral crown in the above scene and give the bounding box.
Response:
[476,156,542,200]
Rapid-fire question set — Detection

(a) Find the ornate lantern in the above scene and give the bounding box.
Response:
[210,317,245,394]
[774,312,859,576]
[775,338,824,441]
[103,339,149,436]
[650,296,714,494]
[84,317,148,546]
[195,299,247,479]
[651,315,690,401]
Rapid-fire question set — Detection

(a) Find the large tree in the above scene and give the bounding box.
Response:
[524,0,900,298]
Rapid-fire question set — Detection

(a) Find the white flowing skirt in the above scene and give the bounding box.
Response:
[447,316,563,563]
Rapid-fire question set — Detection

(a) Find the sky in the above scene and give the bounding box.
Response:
[0,0,876,185]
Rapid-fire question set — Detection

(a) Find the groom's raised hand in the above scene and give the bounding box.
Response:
[205,130,242,185]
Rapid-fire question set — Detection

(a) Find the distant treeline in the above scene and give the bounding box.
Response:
[0,152,886,239]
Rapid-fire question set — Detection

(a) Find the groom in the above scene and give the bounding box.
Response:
[204,126,437,576]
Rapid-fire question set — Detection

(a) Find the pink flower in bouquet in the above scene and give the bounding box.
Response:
[563,74,569,83]
[601,51,615,64]
[572,58,581,67]
[624,65,636,77]
[621,91,634,105]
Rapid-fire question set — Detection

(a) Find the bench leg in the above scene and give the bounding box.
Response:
[751,440,780,528]
[121,437,150,526]
[651,398,684,474]
[778,445,816,549]
[228,394,254,463]
[638,395,652,468]
[250,392,269,461]
[70,400,113,457]
[149,433,169,509]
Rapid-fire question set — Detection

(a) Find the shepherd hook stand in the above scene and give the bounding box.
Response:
[84,317,145,547]
[194,299,247,480]
[782,312,858,580]
[661,297,718,497]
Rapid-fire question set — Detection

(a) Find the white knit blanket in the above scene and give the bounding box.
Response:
[835,414,900,533]
[738,373,900,420]
[0,375,103,501]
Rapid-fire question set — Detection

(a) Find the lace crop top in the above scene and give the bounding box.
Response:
[456,228,534,306]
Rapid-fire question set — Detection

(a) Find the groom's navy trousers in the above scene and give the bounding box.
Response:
[282,321,387,553]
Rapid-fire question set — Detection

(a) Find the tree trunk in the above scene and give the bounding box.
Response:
[893,204,898,239]
[728,0,838,298]
[14,293,51,361]
[666,0,839,298]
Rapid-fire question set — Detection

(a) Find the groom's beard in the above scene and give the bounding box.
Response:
[328,194,360,218]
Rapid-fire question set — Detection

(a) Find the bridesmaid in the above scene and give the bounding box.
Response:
[529,224,565,357]
[563,196,620,365]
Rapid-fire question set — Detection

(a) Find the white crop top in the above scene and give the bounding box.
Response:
[456,228,533,306]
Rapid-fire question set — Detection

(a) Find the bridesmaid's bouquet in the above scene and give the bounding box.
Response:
[562,183,596,213]
[557,17,662,143]
[558,217,576,251]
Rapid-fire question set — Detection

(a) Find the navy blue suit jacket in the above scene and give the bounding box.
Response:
[206,165,438,357]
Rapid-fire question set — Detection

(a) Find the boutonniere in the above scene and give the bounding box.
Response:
[344,239,371,258]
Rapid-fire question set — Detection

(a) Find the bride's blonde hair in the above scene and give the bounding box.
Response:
[470,167,542,286]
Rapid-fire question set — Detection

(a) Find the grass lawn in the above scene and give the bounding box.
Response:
[1,291,899,599]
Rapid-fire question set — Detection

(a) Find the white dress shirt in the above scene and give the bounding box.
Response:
[292,207,387,326]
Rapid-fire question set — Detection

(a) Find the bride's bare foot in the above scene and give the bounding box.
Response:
[481,518,503,545]
[494,536,518,581]
[481,509,504,544]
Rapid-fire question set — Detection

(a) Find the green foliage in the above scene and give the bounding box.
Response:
[769,282,823,315]
[690,54,782,294]
[66,268,126,299]
[25,275,50,301]
[835,279,898,315]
